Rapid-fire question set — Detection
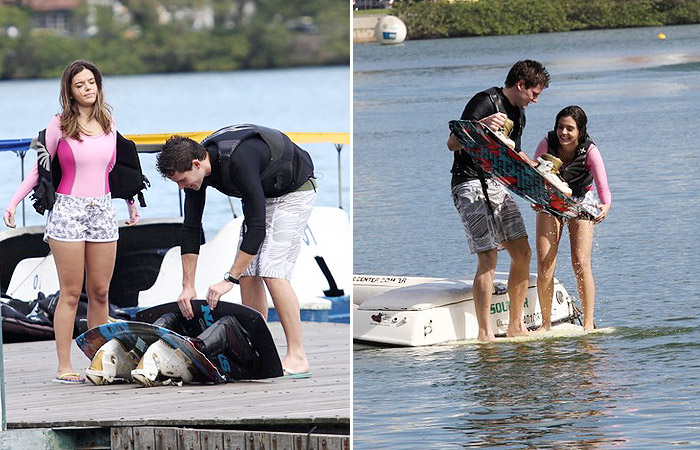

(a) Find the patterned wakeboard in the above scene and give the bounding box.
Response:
[137,301,283,380]
[77,321,226,383]
[77,301,283,382]
[449,120,600,220]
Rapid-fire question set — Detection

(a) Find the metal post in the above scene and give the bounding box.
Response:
[335,143,343,209]
[17,150,27,227]
[0,287,6,431]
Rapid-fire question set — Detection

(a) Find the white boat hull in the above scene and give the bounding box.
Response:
[353,273,578,346]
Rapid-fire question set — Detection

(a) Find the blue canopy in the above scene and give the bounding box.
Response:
[0,139,32,153]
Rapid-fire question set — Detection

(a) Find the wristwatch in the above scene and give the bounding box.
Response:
[224,271,240,284]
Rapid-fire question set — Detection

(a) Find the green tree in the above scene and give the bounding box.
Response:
[0,0,349,79]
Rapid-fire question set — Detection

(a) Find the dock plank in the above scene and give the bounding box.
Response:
[2,322,350,432]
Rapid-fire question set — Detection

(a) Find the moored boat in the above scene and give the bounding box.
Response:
[353,273,582,346]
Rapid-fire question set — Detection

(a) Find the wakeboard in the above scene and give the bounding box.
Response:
[76,301,283,382]
[77,321,226,382]
[449,120,600,220]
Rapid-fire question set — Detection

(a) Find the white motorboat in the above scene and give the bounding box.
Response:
[353,273,582,346]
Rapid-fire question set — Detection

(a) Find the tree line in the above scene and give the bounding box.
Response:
[393,0,700,39]
[0,0,349,80]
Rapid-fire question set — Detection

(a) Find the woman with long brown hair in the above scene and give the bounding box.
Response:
[3,60,139,383]
[533,105,611,332]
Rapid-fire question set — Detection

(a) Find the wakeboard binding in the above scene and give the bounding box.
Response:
[535,154,572,196]
[86,338,142,385]
[492,118,516,150]
[131,339,197,387]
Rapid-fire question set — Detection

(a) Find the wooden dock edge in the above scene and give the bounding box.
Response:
[0,426,350,450]
[116,426,350,450]
[7,417,349,432]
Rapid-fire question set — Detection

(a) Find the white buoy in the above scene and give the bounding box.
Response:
[375,15,407,45]
[6,26,19,39]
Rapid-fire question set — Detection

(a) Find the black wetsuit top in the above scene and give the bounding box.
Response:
[180,137,284,256]
[451,87,525,187]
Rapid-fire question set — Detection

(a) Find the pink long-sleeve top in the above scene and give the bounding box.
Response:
[534,137,612,205]
[7,115,117,209]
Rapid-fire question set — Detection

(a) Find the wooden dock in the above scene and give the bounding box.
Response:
[1,322,350,449]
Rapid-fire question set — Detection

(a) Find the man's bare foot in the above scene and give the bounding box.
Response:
[506,321,530,338]
[535,322,552,333]
[477,329,496,342]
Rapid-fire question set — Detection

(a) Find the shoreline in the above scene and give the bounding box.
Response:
[354,0,700,44]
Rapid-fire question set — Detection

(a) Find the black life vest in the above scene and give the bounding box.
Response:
[483,86,526,141]
[451,87,526,180]
[30,129,54,215]
[546,130,594,198]
[110,132,150,206]
[201,124,314,198]
[30,129,149,215]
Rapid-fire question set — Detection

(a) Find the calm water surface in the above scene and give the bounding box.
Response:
[0,66,351,238]
[354,24,700,448]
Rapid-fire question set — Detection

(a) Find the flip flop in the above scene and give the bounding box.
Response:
[53,372,86,384]
[282,368,312,379]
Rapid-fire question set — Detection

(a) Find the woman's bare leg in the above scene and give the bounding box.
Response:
[49,239,86,380]
[84,241,117,329]
[569,219,595,330]
[535,213,563,330]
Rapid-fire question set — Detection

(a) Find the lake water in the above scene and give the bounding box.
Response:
[0,66,351,238]
[354,24,700,448]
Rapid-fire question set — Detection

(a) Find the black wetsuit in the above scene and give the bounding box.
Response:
[451,87,526,188]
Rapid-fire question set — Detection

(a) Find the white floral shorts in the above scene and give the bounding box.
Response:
[44,193,118,243]
[240,189,316,280]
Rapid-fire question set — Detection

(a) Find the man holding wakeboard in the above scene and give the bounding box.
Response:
[446,60,550,342]
[156,124,316,377]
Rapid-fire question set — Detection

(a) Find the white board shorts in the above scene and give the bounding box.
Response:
[452,179,528,254]
[44,193,118,243]
[240,189,316,280]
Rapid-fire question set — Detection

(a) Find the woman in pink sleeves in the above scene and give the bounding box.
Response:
[3,60,140,383]
[533,105,611,332]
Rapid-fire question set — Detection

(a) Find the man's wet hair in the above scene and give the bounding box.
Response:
[505,60,550,89]
[156,136,207,177]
